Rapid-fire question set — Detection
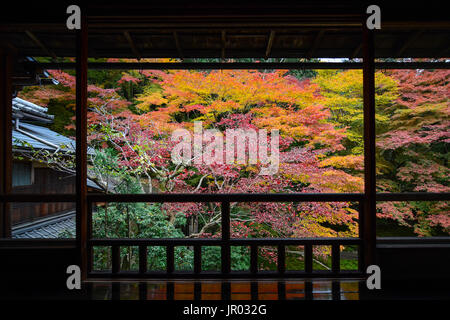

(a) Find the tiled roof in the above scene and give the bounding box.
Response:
[12,97,54,122]
[12,97,95,154]
[12,211,75,239]
[13,121,77,152]
[12,97,102,190]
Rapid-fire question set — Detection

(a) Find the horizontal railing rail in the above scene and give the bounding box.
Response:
[87,192,365,202]
[0,238,77,249]
[377,237,450,244]
[3,192,449,202]
[375,193,450,201]
[89,237,363,246]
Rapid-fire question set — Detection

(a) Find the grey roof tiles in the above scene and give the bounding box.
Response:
[12,211,75,239]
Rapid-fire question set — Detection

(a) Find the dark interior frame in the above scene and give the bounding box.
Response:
[1,12,449,282]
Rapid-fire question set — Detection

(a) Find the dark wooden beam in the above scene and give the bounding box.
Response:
[221,30,226,60]
[362,25,376,269]
[87,271,364,279]
[4,191,449,203]
[396,30,424,57]
[0,41,18,54]
[25,30,57,61]
[123,31,141,60]
[37,61,450,70]
[435,44,450,58]
[75,14,88,280]
[221,201,230,274]
[173,31,183,60]
[264,30,276,60]
[0,51,13,238]
[306,29,325,59]
[85,192,364,203]
[351,43,362,59]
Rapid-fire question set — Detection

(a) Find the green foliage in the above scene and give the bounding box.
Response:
[313,70,398,154]
[91,174,195,270]
[45,100,75,136]
[200,246,251,271]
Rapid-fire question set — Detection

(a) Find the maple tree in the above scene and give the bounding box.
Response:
[376,69,450,236]
[130,69,361,234]
[312,69,399,154]
[108,69,365,267]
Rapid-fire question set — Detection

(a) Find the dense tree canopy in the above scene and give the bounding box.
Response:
[18,62,449,269]
[376,69,450,235]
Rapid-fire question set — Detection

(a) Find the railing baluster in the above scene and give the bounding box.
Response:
[277,244,285,274]
[139,245,147,274]
[250,245,258,274]
[194,245,201,274]
[305,244,313,274]
[332,244,340,273]
[166,245,174,274]
[221,201,231,274]
[221,201,230,239]
[221,245,230,274]
[112,245,120,274]
[358,244,363,273]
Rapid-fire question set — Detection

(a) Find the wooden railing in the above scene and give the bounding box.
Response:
[1,192,448,278]
[86,193,366,279]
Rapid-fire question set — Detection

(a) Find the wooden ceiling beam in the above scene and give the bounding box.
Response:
[306,29,325,59]
[25,30,57,61]
[123,31,141,60]
[37,61,450,70]
[221,30,226,60]
[265,30,276,60]
[436,45,449,58]
[396,30,424,57]
[351,43,362,59]
[173,31,184,60]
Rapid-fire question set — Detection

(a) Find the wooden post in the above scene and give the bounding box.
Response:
[277,244,285,274]
[221,201,231,274]
[112,245,120,273]
[0,51,13,238]
[139,245,147,274]
[331,243,341,273]
[250,245,258,274]
[166,245,174,274]
[76,13,88,279]
[362,25,377,269]
[194,245,201,274]
[304,244,313,273]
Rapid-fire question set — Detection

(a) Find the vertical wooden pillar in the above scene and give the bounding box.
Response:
[0,51,13,238]
[76,13,88,279]
[221,201,231,274]
[362,25,376,269]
